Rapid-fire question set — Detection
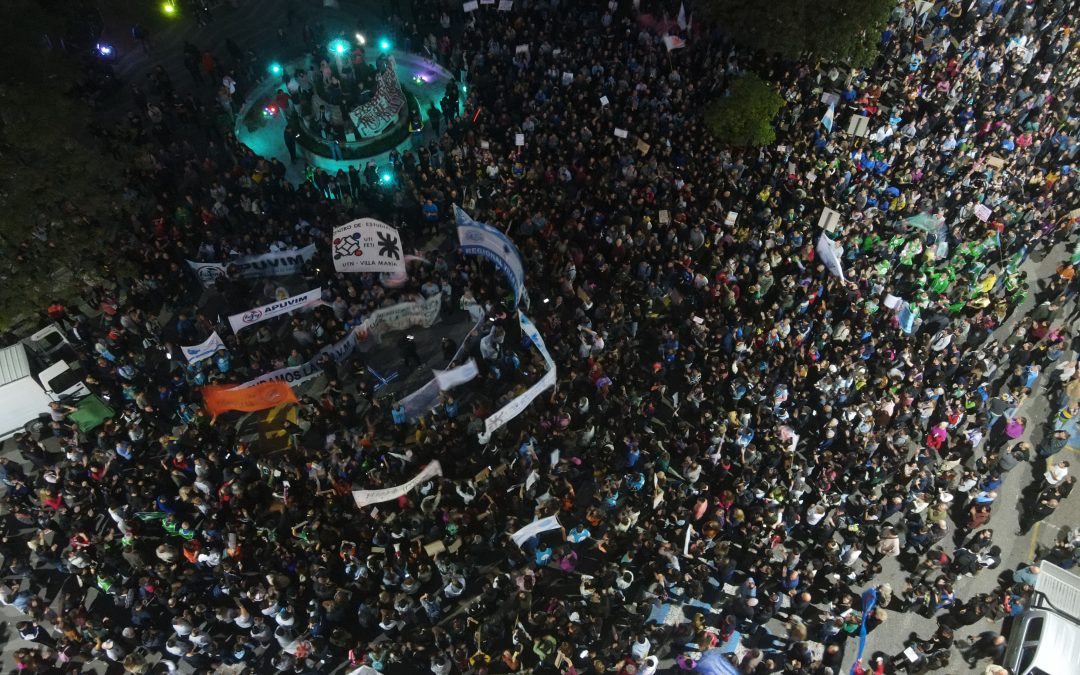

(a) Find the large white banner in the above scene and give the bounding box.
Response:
[332,219,407,275]
[518,311,554,369]
[181,332,226,363]
[481,368,557,442]
[228,288,322,334]
[188,245,318,286]
[816,233,846,282]
[478,311,557,442]
[352,461,443,508]
[365,294,442,337]
[233,327,363,389]
[510,514,562,547]
[230,245,318,279]
[455,206,526,306]
[433,359,479,391]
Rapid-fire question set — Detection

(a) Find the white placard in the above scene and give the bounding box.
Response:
[332,218,407,275]
[228,288,322,334]
[352,461,443,508]
[516,44,529,54]
[883,294,902,310]
[515,133,525,146]
[600,95,609,106]
[561,72,573,86]
[462,0,478,11]
[614,128,628,138]
[974,203,992,222]
[818,206,842,233]
[724,211,738,226]
[498,0,512,9]
[847,114,870,137]
[480,140,490,149]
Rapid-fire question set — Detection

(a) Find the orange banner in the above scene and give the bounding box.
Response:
[202,382,298,417]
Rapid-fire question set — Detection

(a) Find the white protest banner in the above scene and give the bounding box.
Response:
[974,203,992,222]
[498,0,512,9]
[815,233,846,282]
[462,0,478,11]
[510,514,562,547]
[233,327,363,389]
[181,332,226,364]
[433,359,480,391]
[398,378,443,421]
[187,260,228,287]
[481,368,557,441]
[332,219,406,275]
[518,311,554,368]
[187,246,319,285]
[228,288,322,334]
[228,245,318,279]
[455,206,526,306]
[365,293,442,336]
[353,461,443,508]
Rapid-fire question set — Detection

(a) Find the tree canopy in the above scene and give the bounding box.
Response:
[0,0,124,326]
[703,74,784,148]
[707,0,895,67]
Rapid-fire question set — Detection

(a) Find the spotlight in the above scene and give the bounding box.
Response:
[269,62,283,76]
[379,38,391,51]
[355,33,366,45]
[96,43,113,57]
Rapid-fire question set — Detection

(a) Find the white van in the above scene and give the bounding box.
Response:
[1005,562,1080,675]
[0,340,90,440]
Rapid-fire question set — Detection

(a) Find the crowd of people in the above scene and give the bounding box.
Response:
[3,0,1080,673]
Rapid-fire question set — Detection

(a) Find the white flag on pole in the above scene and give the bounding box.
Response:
[433,359,480,391]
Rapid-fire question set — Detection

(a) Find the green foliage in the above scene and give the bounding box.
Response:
[0,0,125,326]
[707,0,895,67]
[703,74,784,147]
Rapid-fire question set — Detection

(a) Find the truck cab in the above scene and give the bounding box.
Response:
[1004,562,1080,675]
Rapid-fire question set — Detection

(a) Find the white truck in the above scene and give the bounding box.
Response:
[0,325,91,440]
[1004,561,1080,675]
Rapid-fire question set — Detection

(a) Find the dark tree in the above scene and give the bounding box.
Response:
[703,74,784,147]
[707,0,895,67]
